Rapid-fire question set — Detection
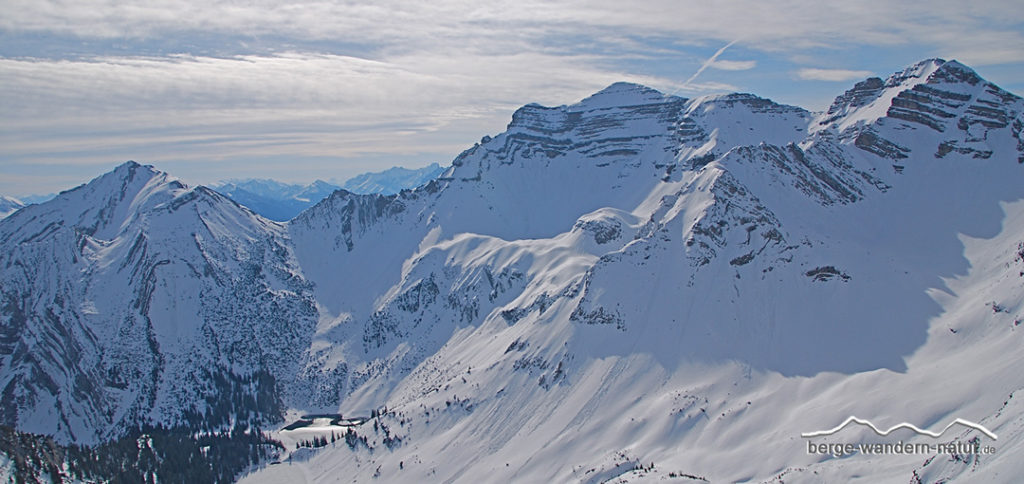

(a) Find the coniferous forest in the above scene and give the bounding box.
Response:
[0,424,282,483]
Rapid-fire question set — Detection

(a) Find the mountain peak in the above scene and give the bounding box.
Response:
[306,179,335,189]
[95,160,173,191]
[575,82,672,109]
[883,57,989,91]
[926,58,983,86]
[910,57,945,69]
[116,159,143,170]
[20,161,186,239]
[814,57,1018,135]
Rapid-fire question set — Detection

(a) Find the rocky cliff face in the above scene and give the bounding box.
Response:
[818,59,1024,165]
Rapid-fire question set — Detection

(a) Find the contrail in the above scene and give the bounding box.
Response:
[670,39,739,95]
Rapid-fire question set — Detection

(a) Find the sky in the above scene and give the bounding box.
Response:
[1,1,1023,198]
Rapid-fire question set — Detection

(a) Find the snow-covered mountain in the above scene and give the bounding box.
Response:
[340,162,445,195]
[2,59,1024,483]
[0,196,23,219]
[0,163,319,443]
[209,179,341,222]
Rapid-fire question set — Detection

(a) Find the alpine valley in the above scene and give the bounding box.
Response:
[2,59,1024,483]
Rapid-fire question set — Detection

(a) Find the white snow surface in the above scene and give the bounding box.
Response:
[3,58,1024,483]
[0,195,24,219]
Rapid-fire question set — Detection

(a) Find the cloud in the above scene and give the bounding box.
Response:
[0,0,1022,194]
[0,51,680,182]
[710,59,757,71]
[3,1,1023,60]
[796,68,874,82]
[0,51,678,121]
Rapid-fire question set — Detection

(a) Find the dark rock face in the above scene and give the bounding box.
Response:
[577,218,623,245]
[291,190,409,252]
[819,59,1024,168]
[855,128,910,160]
[820,77,886,127]
[497,89,687,169]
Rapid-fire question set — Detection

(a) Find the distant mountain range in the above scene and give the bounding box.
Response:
[0,195,57,219]
[18,193,56,205]
[339,162,445,195]
[2,164,444,223]
[207,178,341,222]
[208,163,444,221]
[2,59,1023,483]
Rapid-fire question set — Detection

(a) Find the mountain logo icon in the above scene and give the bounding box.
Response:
[801,416,997,440]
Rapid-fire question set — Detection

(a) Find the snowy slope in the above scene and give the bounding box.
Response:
[2,59,1024,483]
[0,196,23,219]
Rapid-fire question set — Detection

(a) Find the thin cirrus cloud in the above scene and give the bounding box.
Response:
[3,1,1021,55]
[0,50,680,180]
[0,51,681,132]
[0,0,1022,195]
[796,68,876,82]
